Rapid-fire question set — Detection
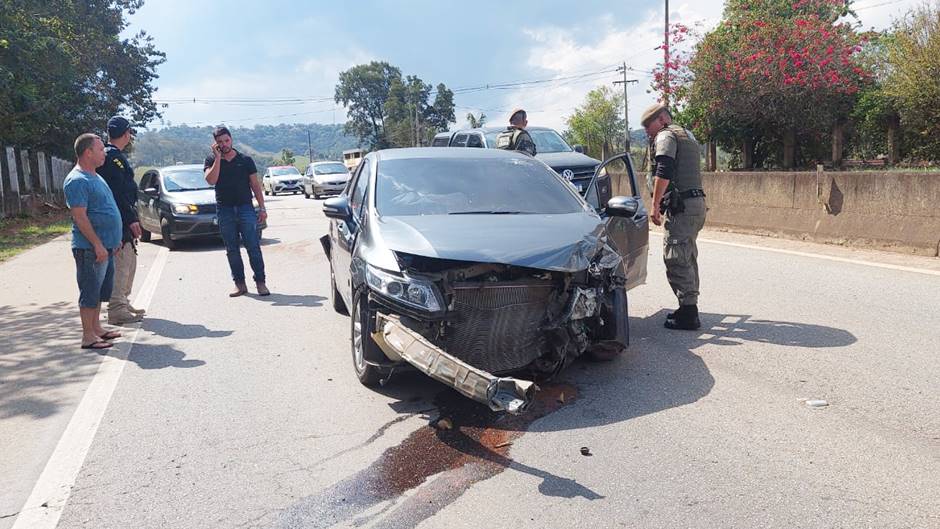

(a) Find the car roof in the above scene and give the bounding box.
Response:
[269,165,296,169]
[451,126,557,134]
[159,164,203,172]
[372,147,531,161]
[309,160,344,165]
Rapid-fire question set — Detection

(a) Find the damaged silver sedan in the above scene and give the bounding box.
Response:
[320,147,648,413]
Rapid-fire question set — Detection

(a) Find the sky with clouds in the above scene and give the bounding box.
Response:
[125,0,920,133]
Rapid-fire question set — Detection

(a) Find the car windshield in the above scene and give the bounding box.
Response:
[313,163,347,175]
[163,168,213,192]
[271,167,300,176]
[375,156,585,216]
[483,129,573,153]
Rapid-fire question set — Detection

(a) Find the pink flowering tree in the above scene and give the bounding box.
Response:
[685,0,872,168]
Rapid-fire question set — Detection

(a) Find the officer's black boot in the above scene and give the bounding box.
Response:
[665,304,700,330]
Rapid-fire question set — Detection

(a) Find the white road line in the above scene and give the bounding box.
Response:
[12,247,170,529]
[650,232,940,277]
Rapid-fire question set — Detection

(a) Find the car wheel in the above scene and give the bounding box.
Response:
[160,218,177,250]
[352,290,385,387]
[140,228,152,242]
[303,189,310,199]
[331,268,348,315]
[263,186,269,196]
[271,189,277,196]
[313,190,320,199]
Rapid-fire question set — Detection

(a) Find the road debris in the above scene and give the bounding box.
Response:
[580,447,592,456]
[805,399,829,408]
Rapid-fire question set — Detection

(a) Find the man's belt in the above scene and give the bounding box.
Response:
[678,189,706,199]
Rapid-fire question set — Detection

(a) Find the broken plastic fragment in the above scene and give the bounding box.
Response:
[805,399,829,408]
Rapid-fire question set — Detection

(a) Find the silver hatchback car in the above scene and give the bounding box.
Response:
[303,161,350,199]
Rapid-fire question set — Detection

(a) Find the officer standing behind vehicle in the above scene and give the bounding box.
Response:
[98,116,145,325]
[495,108,537,156]
[642,103,706,330]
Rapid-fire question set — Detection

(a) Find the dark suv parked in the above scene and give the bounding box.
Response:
[137,164,266,250]
[431,126,610,203]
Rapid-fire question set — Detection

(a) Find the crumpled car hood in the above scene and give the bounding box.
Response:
[375,213,609,272]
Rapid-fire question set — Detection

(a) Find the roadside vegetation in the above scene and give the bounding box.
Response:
[0,211,71,262]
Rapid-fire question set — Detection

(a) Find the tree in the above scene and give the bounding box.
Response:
[686,0,872,168]
[884,2,940,161]
[566,86,625,159]
[0,0,165,155]
[334,62,401,149]
[466,112,487,128]
[335,63,455,149]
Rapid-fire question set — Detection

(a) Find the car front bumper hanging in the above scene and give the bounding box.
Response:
[373,313,538,414]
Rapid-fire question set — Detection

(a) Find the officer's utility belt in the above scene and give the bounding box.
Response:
[660,188,705,215]
[678,189,706,199]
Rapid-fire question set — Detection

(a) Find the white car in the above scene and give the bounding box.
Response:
[302,161,350,199]
[262,166,303,196]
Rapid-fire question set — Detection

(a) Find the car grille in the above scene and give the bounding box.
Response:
[197,204,217,214]
[279,180,298,186]
[554,166,596,181]
[442,280,556,374]
[325,180,346,186]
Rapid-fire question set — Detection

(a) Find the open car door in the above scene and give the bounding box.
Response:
[583,153,649,290]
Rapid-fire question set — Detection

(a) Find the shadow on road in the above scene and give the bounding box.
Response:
[141,318,233,340]
[245,292,326,307]
[0,302,101,420]
[146,234,281,253]
[126,343,206,370]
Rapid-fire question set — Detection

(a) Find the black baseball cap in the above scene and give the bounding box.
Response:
[107,116,136,137]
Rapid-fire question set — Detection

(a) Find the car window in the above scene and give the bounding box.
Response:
[313,162,348,175]
[529,130,573,153]
[451,133,469,147]
[349,159,371,218]
[163,168,214,192]
[376,156,585,216]
[431,136,450,147]
[140,172,156,189]
[467,134,483,148]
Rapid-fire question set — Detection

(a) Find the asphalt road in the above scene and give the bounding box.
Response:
[2,192,938,529]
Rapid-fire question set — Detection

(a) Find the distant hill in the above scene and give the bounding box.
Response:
[130,123,360,171]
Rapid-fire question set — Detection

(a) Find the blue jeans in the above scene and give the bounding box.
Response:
[73,248,115,308]
[218,204,265,283]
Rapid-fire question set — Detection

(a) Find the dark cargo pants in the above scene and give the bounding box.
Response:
[663,196,706,306]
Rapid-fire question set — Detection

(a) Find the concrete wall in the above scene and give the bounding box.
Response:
[700,171,940,257]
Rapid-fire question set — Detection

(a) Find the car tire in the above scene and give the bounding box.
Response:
[271,189,277,196]
[264,187,269,196]
[160,218,176,250]
[140,228,151,242]
[303,189,310,199]
[352,290,385,387]
[331,268,348,315]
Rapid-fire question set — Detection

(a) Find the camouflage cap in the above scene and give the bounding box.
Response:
[508,108,526,122]
[640,103,668,128]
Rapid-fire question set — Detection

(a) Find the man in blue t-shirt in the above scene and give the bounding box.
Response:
[64,134,124,350]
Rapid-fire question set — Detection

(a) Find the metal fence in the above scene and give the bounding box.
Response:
[0,146,73,218]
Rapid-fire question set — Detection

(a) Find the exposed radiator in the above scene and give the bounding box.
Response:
[442,280,557,374]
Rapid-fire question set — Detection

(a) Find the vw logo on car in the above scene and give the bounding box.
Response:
[562,169,575,180]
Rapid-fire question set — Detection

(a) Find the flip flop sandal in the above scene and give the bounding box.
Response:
[81,341,113,350]
[99,331,122,340]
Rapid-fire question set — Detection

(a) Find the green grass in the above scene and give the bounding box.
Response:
[0,212,72,262]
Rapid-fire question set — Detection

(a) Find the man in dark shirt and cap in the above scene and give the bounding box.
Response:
[642,103,706,330]
[495,108,537,156]
[98,116,145,325]
[204,126,269,297]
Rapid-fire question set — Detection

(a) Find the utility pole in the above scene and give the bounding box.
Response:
[613,62,639,152]
[307,129,312,162]
[664,0,670,107]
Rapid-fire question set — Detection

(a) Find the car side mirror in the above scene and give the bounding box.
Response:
[573,145,585,154]
[606,196,639,218]
[143,187,158,196]
[323,196,353,221]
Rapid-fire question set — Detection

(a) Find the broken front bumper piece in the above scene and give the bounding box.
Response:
[373,313,538,414]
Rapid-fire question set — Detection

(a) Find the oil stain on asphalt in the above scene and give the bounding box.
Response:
[275,383,602,528]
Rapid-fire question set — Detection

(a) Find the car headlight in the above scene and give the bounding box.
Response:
[365,264,442,312]
[173,204,198,214]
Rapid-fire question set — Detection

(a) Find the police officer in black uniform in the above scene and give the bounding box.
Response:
[98,116,145,324]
